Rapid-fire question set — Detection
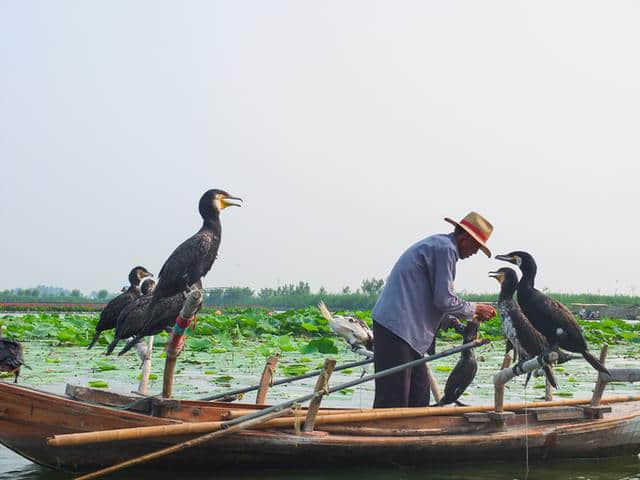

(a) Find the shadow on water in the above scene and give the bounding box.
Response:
[2,445,640,480]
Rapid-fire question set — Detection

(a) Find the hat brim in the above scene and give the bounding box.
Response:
[444,217,491,258]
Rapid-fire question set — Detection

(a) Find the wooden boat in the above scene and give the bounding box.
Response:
[2,381,640,474]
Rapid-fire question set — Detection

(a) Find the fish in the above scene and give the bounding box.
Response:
[318,301,373,352]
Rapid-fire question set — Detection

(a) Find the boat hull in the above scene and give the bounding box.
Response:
[1,382,640,472]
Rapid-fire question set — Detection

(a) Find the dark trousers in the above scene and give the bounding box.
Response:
[372,321,430,408]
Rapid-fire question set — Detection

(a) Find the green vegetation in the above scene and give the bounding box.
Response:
[2,308,639,356]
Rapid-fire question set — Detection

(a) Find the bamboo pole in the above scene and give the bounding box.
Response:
[255,355,279,404]
[48,394,640,447]
[73,407,292,480]
[303,358,336,432]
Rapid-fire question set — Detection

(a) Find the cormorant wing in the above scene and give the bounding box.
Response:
[158,233,218,295]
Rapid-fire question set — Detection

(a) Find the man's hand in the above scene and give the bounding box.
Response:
[475,303,497,322]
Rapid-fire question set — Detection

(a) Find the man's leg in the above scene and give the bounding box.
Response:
[373,321,416,408]
[408,362,430,407]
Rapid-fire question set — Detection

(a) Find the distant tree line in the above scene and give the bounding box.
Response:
[2,281,639,311]
[0,285,113,304]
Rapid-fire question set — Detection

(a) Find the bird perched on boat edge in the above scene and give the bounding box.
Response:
[318,301,373,351]
[489,267,557,389]
[495,251,609,375]
[105,277,155,355]
[87,266,152,349]
[434,320,479,406]
[0,338,29,383]
[136,189,241,347]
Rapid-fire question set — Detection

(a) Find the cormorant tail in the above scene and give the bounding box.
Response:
[118,337,140,356]
[87,331,101,350]
[556,351,580,364]
[582,350,610,375]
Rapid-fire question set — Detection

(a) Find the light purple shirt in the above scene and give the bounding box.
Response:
[372,233,476,355]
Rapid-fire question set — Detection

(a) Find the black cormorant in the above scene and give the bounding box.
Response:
[489,267,557,388]
[140,189,241,338]
[87,266,152,349]
[495,251,609,374]
[434,320,479,406]
[0,339,28,383]
[105,278,156,355]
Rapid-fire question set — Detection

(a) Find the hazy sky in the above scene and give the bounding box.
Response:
[1,2,639,296]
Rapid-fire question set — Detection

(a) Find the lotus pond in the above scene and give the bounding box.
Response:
[1,308,640,479]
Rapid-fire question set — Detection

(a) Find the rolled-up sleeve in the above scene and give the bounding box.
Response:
[432,247,475,319]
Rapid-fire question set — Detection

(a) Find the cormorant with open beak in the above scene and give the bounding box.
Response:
[495,251,608,375]
[489,267,557,388]
[134,189,241,350]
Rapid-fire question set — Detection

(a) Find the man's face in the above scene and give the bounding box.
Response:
[457,232,481,259]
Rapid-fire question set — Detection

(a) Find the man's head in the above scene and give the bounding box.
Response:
[444,211,493,259]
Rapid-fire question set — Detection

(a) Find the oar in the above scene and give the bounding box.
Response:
[73,407,293,480]
[52,338,488,450]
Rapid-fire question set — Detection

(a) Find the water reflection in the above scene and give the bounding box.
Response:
[2,446,639,480]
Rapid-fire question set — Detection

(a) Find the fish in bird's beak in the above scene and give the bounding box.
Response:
[221,195,243,208]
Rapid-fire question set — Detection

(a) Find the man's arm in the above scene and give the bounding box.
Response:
[432,247,476,318]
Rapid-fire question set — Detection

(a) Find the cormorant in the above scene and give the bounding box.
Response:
[489,267,557,388]
[140,189,241,339]
[495,251,609,374]
[87,266,152,349]
[115,287,200,356]
[0,339,28,383]
[105,278,156,355]
[434,320,479,406]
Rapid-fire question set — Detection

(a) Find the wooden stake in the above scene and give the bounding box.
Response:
[426,364,442,403]
[161,288,202,398]
[545,376,553,402]
[255,355,279,404]
[494,353,512,412]
[591,344,609,407]
[303,358,336,432]
[136,336,154,396]
[73,407,292,480]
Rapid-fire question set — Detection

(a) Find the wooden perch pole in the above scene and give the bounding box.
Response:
[494,354,512,412]
[303,358,336,432]
[135,336,154,396]
[255,355,279,404]
[162,288,203,399]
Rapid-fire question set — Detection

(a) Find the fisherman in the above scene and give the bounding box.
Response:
[372,212,497,408]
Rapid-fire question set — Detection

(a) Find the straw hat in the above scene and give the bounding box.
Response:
[444,211,493,257]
